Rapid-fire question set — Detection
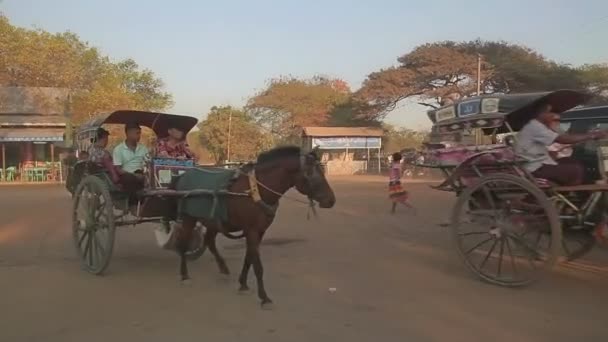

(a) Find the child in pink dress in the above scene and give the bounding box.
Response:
[389,152,410,213]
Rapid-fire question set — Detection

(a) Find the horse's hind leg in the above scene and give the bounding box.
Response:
[245,230,272,307]
[238,254,251,292]
[177,215,196,283]
[204,229,230,275]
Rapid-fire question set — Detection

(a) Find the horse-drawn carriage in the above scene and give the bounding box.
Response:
[416,90,608,286]
[67,110,335,306]
[67,110,207,274]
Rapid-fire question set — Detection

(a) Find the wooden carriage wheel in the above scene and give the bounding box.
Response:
[451,173,562,287]
[551,195,599,262]
[72,175,116,275]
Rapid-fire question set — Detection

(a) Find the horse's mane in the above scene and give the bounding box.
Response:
[257,146,301,164]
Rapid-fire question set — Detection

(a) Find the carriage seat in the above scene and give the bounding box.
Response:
[423,144,511,167]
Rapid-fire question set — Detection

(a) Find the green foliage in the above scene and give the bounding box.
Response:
[0,14,173,124]
[198,106,271,163]
[356,40,608,120]
[247,76,355,140]
[578,64,608,104]
[382,124,427,153]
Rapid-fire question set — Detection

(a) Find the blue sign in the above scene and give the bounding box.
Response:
[312,137,381,149]
[153,158,195,167]
[458,100,480,117]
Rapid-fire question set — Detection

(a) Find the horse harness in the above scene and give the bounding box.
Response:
[238,153,322,219]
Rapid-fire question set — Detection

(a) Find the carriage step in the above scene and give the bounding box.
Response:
[554,184,608,192]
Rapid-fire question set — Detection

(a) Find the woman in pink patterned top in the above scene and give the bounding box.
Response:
[388,152,410,214]
[155,125,195,160]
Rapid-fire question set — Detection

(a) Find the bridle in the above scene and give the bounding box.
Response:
[245,152,323,218]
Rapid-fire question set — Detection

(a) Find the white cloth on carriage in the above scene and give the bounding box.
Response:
[514,119,559,172]
[547,142,573,159]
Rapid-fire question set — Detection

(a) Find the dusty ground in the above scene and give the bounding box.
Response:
[0,178,607,342]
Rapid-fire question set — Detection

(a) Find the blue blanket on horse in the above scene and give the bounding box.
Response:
[174,168,236,222]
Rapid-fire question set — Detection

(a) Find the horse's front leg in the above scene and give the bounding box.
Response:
[245,230,272,307]
[177,215,196,284]
[204,229,230,275]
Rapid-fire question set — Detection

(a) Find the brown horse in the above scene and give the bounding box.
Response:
[171,146,335,307]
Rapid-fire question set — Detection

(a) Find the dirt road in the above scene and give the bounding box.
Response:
[0,179,606,342]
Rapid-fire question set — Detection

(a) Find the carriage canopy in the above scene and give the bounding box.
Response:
[76,110,199,141]
[428,90,590,134]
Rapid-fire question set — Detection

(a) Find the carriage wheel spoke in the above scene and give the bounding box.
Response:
[464,237,493,255]
[95,205,104,220]
[507,234,539,269]
[480,187,497,210]
[93,232,106,258]
[468,196,485,210]
[459,231,489,236]
[527,229,544,250]
[78,230,89,247]
[88,233,95,267]
[468,209,498,218]
[497,239,505,277]
[83,233,92,263]
[479,239,498,270]
[507,233,536,255]
[505,237,518,276]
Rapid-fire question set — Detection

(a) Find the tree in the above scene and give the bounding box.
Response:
[355,40,608,120]
[382,124,427,153]
[246,76,353,142]
[0,14,173,125]
[198,106,271,163]
[578,63,608,104]
[71,59,173,123]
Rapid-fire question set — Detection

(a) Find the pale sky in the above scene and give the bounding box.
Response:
[3,0,608,129]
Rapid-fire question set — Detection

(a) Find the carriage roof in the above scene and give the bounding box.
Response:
[76,110,199,140]
[428,90,590,134]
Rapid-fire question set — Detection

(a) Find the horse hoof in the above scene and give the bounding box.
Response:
[181,279,192,287]
[260,299,274,310]
[238,285,250,293]
[220,267,230,275]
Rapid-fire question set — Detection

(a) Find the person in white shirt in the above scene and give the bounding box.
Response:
[514,104,607,186]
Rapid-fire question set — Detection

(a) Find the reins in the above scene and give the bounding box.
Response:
[253,174,319,220]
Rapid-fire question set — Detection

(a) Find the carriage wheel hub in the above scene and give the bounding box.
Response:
[489,227,502,239]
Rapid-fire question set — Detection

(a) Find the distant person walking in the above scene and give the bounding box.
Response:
[388,152,411,214]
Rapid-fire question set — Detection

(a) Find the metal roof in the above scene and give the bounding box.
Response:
[0,86,70,114]
[0,113,67,127]
[561,105,608,120]
[0,127,65,142]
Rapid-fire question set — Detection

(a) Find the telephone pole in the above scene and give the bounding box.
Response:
[226,110,233,163]
[477,54,482,96]
[475,54,483,145]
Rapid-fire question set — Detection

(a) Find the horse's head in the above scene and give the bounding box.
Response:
[255,146,335,208]
[294,148,336,209]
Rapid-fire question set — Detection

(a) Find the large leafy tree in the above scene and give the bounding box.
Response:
[382,124,428,153]
[0,14,173,125]
[246,76,354,142]
[198,106,271,163]
[356,40,608,120]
